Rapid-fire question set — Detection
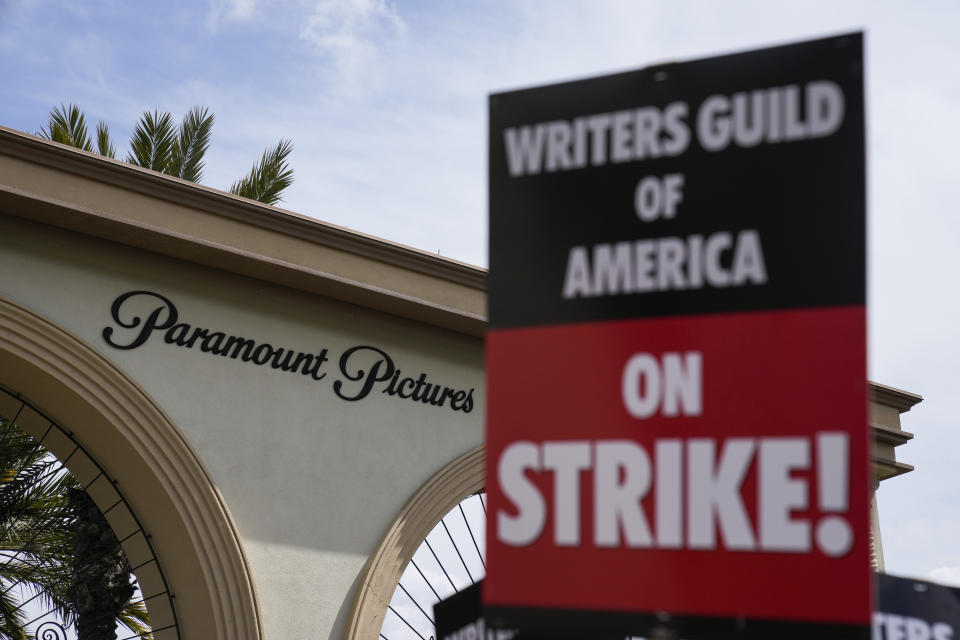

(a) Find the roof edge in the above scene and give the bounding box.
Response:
[0,126,487,290]
[869,381,923,413]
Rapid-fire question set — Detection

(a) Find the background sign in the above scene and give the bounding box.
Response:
[485,33,868,639]
[435,582,486,640]
[435,581,517,640]
[877,574,960,640]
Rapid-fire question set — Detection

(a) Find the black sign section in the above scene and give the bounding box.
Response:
[876,574,960,640]
[488,33,864,329]
[435,581,516,640]
[101,290,475,413]
[437,574,960,640]
[485,607,869,640]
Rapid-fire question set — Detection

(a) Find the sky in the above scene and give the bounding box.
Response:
[1,0,959,605]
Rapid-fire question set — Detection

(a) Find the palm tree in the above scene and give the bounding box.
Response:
[68,489,139,640]
[39,103,294,205]
[0,420,74,639]
[0,418,150,640]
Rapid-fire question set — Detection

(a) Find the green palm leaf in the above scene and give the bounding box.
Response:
[127,111,176,173]
[0,585,27,640]
[0,558,74,630]
[41,103,295,204]
[229,139,294,205]
[0,421,76,638]
[116,598,152,639]
[168,106,214,183]
[0,420,153,638]
[38,104,92,152]
[95,122,117,159]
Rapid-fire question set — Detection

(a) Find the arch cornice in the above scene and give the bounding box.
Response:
[0,295,262,640]
[344,445,485,640]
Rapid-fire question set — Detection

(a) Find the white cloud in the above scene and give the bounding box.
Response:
[299,0,406,79]
[929,567,960,588]
[206,0,257,31]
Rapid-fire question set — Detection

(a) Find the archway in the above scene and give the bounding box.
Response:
[0,296,262,640]
[344,446,484,640]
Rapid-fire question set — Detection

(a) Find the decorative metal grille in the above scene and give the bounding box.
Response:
[379,492,487,640]
[0,385,180,640]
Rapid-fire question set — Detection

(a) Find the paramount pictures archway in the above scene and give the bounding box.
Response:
[0,296,262,640]
[0,293,490,640]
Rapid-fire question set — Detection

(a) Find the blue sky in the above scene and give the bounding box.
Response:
[2,0,960,592]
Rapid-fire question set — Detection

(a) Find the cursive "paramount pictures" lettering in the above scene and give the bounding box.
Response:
[102,290,474,413]
[334,346,474,412]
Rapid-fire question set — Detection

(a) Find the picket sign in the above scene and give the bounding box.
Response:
[485,33,868,640]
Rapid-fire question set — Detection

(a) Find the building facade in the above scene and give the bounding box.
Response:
[0,126,917,640]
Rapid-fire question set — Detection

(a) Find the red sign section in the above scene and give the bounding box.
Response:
[486,308,868,623]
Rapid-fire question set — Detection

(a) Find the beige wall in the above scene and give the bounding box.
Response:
[0,213,485,640]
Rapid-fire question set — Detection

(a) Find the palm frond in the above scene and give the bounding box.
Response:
[229,139,294,205]
[38,104,92,152]
[0,441,64,530]
[1,559,74,628]
[116,598,152,639]
[0,421,76,634]
[0,419,159,638]
[95,122,117,159]
[169,106,214,183]
[0,459,72,522]
[126,111,176,173]
[0,584,27,640]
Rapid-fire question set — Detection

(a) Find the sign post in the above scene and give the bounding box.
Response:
[485,33,868,639]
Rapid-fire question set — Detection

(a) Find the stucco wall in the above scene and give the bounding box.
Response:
[0,213,485,640]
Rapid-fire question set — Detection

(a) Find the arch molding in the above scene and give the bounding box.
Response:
[344,445,484,640]
[0,295,262,640]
